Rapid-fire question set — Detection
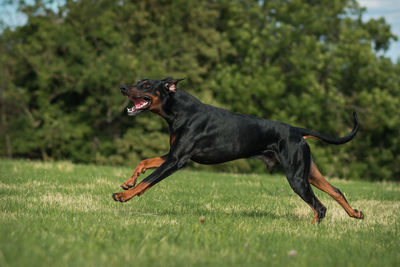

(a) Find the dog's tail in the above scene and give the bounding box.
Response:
[298,111,359,145]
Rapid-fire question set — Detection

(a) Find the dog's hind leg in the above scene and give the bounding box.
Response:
[280,143,327,223]
[286,172,327,223]
[308,161,364,220]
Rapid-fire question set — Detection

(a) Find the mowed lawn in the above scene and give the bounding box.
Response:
[0,159,399,267]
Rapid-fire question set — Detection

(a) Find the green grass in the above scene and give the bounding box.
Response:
[1,159,399,267]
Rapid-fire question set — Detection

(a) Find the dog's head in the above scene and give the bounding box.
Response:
[120,78,184,116]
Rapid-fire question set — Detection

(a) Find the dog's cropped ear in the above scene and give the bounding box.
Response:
[164,78,184,93]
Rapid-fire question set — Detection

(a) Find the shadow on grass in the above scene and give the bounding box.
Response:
[122,207,304,222]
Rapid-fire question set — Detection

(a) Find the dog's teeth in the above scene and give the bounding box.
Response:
[126,100,148,114]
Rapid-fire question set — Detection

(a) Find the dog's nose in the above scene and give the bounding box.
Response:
[120,86,128,93]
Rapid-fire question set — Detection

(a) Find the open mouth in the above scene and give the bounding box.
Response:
[126,96,152,116]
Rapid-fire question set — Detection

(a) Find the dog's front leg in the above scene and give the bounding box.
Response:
[112,154,190,202]
[121,155,167,190]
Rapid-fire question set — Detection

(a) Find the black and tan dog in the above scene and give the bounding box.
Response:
[113,78,364,223]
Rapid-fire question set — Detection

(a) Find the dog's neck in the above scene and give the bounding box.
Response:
[156,90,202,125]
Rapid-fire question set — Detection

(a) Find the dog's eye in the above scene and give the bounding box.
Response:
[140,80,150,89]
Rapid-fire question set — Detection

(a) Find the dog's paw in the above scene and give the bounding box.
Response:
[120,177,137,190]
[120,183,134,190]
[113,182,151,202]
[354,209,365,220]
[112,192,127,202]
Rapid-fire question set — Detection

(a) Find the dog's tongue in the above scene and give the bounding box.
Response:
[132,98,147,108]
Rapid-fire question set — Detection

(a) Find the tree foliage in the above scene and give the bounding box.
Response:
[1,0,399,180]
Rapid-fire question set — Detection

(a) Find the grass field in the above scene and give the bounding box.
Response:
[1,159,399,267]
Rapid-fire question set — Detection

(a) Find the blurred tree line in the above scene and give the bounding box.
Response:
[0,0,399,181]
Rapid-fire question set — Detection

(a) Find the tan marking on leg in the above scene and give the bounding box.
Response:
[113,182,152,202]
[307,203,319,224]
[137,185,153,197]
[122,157,165,189]
[308,161,363,219]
